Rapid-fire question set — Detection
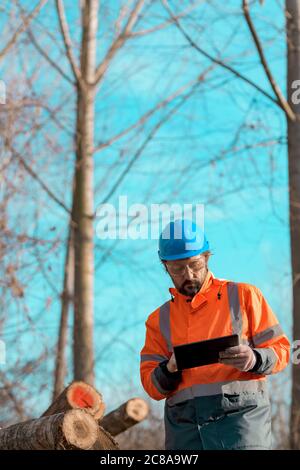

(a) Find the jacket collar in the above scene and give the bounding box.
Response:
[168,271,228,310]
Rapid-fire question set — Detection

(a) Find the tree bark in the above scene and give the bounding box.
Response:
[0,409,98,450]
[92,425,120,450]
[42,381,105,420]
[100,398,149,436]
[73,0,98,385]
[286,0,300,450]
[53,226,74,399]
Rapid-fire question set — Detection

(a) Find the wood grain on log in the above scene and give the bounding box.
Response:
[92,425,120,450]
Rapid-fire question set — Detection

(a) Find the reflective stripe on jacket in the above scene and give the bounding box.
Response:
[140,271,290,404]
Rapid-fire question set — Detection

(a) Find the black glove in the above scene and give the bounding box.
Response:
[153,359,182,392]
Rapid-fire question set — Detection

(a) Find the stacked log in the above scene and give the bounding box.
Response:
[100,398,149,436]
[0,409,98,450]
[0,381,149,450]
[42,381,105,420]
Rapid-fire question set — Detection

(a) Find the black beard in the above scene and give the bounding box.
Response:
[179,279,201,297]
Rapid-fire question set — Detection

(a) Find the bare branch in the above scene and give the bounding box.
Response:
[0,0,48,61]
[130,1,203,38]
[94,65,214,153]
[114,2,134,37]
[242,0,296,121]
[3,97,74,136]
[26,28,75,86]
[161,0,280,107]
[14,0,75,86]
[0,373,27,421]
[99,78,203,206]
[55,0,85,88]
[94,0,145,85]
[6,141,71,215]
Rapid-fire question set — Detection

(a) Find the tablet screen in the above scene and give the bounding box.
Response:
[173,334,239,370]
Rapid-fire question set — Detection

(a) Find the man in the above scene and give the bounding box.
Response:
[140,219,290,450]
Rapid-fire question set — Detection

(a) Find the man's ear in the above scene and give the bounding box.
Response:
[161,260,168,273]
[204,250,212,263]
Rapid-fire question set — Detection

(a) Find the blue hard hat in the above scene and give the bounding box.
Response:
[158,219,209,261]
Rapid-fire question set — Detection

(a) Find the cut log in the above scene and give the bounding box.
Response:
[99,398,149,436]
[42,381,105,420]
[0,409,98,450]
[92,425,120,450]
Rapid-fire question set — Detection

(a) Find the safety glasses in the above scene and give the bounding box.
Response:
[165,259,206,276]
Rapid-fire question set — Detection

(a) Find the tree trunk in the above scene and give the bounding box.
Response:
[42,381,105,420]
[53,226,74,399]
[286,0,300,450]
[73,0,99,384]
[0,410,98,450]
[100,398,149,436]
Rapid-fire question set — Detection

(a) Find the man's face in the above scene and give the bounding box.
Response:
[164,254,209,297]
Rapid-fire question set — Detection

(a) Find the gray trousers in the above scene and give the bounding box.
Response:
[164,388,272,450]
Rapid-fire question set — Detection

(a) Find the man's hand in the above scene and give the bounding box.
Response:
[167,352,178,373]
[219,345,257,371]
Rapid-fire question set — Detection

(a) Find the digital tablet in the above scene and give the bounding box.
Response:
[173,334,239,370]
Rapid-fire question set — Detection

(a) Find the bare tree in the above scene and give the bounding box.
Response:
[53,0,212,386]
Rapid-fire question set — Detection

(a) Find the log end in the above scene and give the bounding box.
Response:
[94,402,106,421]
[126,398,149,422]
[62,410,98,450]
[67,381,104,418]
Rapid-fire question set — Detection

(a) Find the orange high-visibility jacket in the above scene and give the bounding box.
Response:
[140,271,290,404]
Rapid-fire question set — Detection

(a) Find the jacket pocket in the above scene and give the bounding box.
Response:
[220,380,269,413]
[221,391,258,413]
